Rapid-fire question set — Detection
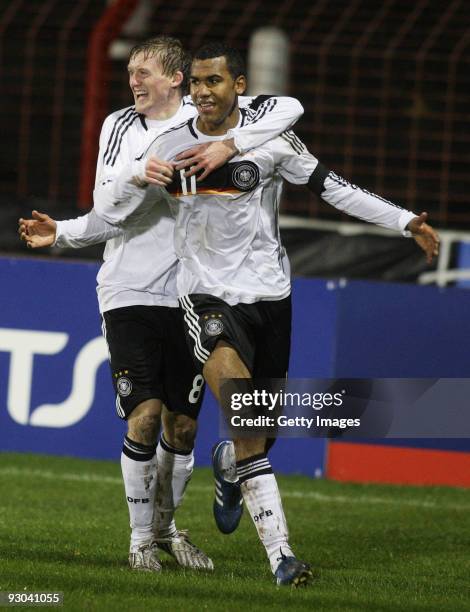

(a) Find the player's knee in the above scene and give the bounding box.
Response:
[127,400,162,446]
[127,413,161,446]
[166,415,197,451]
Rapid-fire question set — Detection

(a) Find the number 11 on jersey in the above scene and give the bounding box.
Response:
[179,169,197,195]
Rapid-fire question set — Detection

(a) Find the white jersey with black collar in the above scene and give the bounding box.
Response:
[55,95,304,312]
[141,114,416,305]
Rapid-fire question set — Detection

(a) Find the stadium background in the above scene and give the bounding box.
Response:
[1,1,470,487]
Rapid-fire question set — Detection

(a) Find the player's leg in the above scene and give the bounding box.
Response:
[248,296,312,585]
[153,409,197,540]
[123,398,162,571]
[203,298,312,585]
[203,341,294,577]
[181,293,300,571]
[204,342,257,534]
[253,295,292,454]
[102,306,164,572]
[151,306,213,569]
[180,294,252,534]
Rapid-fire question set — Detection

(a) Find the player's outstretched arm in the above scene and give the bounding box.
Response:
[19,209,122,249]
[315,171,441,262]
[406,212,440,263]
[18,211,56,248]
[174,95,304,181]
[271,133,440,263]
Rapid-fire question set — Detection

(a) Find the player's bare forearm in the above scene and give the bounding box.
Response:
[173,139,238,181]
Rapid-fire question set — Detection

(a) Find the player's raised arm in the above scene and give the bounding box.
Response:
[93,113,147,225]
[173,95,304,181]
[272,131,440,262]
[18,209,122,249]
[92,111,171,225]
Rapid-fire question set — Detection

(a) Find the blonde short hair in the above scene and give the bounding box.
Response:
[129,36,189,88]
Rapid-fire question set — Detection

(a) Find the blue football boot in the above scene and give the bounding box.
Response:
[212,440,243,534]
[274,554,313,587]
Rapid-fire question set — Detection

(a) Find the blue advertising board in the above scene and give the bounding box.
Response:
[0,256,327,476]
[2,256,470,475]
[333,280,470,454]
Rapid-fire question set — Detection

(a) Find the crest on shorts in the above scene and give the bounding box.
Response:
[204,316,224,337]
[117,376,132,397]
[231,162,260,191]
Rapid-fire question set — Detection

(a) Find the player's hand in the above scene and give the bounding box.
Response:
[406,212,440,264]
[18,210,57,248]
[173,138,239,182]
[144,156,174,186]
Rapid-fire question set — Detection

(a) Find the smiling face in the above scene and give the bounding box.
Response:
[189,56,246,134]
[127,51,182,118]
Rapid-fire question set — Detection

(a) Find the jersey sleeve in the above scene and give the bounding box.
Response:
[272,132,416,234]
[93,113,149,225]
[228,95,304,154]
[318,172,416,234]
[271,131,319,184]
[55,209,122,248]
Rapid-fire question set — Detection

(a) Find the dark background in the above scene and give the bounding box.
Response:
[1,0,469,278]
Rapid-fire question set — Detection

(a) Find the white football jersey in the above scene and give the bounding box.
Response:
[142,114,416,305]
[55,95,304,312]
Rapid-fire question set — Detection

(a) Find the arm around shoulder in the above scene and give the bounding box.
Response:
[228,95,304,154]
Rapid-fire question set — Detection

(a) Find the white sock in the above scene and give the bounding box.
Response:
[237,453,294,573]
[121,436,157,550]
[153,436,194,539]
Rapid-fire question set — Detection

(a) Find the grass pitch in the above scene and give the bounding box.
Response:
[0,453,469,611]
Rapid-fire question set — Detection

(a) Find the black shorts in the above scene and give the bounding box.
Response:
[179,294,291,378]
[102,305,205,420]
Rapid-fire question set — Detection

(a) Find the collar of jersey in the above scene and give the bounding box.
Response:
[190,111,243,141]
[144,101,185,130]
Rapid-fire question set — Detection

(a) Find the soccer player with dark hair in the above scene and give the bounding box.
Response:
[93,42,439,585]
[19,36,307,573]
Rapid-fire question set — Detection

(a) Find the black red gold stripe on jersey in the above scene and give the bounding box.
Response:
[167,160,261,197]
[190,189,244,195]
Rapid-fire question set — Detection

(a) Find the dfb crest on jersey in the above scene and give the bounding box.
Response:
[204,317,224,337]
[231,161,260,191]
[117,376,132,397]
